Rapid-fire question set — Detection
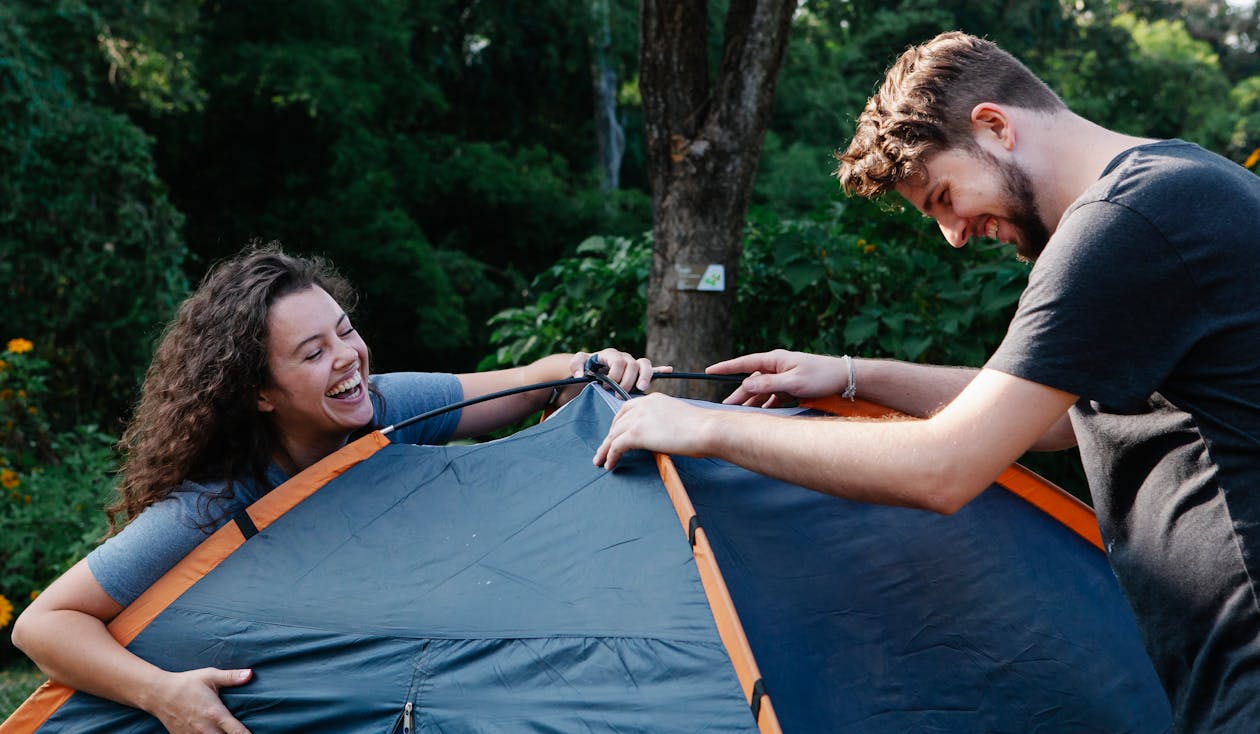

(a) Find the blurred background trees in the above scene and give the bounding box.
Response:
[3,0,1260,654]
[4,0,1258,431]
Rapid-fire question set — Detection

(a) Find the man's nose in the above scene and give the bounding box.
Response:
[937,214,969,248]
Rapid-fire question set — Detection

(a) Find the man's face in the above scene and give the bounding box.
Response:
[895,146,1050,261]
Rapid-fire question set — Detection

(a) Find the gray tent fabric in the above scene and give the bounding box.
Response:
[6,385,1171,732]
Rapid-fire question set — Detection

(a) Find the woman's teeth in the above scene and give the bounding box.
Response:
[326,371,362,398]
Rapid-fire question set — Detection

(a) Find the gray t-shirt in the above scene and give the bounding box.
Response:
[88,371,463,607]
[987,141,1260,729]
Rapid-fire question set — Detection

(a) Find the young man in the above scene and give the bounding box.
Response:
[595,31,1260,729]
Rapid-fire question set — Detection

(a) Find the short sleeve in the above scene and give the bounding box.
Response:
[86,482,237,606]
[371,372,464,445]
[987,200,1203,410]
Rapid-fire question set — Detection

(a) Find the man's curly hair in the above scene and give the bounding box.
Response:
[836,32,1065,198]
[107,243,355,533]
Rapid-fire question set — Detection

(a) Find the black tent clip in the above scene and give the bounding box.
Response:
[584,354,631,401]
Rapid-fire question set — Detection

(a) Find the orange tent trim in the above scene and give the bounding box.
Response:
[0,431,389,734]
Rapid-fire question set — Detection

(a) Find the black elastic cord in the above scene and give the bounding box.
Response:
[588,370,631,400]
[381,377,592,435]
[382,362,752,434]
[651,371,750,383]
[687,515,701,546]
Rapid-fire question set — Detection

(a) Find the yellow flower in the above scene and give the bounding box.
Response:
[30,589,40,601]
[6,338,33,354]
[863,244,877,254]
[0,359,7,370]
[27,406,37,415]
[1,468,18,490]
[0,594,13,629]
[0,389,11,400]
[1244,147,1260,170]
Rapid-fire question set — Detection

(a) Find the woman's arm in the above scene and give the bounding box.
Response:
[452,348,664,440]
[12,560,255,734]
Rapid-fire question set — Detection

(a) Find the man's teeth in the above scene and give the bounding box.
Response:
[326,371,362,397]
[986,219,999,239]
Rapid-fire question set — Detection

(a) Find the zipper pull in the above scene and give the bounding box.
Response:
[403,701,414,734]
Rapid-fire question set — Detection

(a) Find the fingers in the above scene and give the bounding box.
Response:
[594,433,618,469]
[707,350,784,375]
[209,670,253,734]
[586,349,672,393]
[218,713,253,734]
[595,400,640,470]
[154,668,254,734]
[211,668,253,689]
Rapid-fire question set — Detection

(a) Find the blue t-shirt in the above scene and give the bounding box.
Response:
[88,372,463,607]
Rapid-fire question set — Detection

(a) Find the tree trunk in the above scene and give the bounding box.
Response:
[640,0,795,397]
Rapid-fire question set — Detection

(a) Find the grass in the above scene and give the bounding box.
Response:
[1,659,44,721]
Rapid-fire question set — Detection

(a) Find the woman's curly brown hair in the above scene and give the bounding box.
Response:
[835,31,1065,198]
[106,243,355,533]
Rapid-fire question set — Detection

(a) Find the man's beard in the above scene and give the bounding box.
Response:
[980,149,1050,261]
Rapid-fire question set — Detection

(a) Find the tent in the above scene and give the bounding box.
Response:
[2,385,1171,732]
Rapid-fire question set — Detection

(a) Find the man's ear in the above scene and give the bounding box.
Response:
[970,103,1014,151]
[257,389,276,413]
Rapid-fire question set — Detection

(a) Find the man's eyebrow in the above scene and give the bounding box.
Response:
[290,313,348,356]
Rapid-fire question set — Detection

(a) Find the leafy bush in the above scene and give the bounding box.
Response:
[0,4,189,430]
[478,233,652,370]
[736,199,1029,367]
[0,340,116,665]
[484,199,1030,370]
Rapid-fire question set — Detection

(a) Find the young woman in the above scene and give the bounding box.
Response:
[12,244,662,734]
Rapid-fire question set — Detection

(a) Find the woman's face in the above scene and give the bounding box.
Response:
[257,286,373,454]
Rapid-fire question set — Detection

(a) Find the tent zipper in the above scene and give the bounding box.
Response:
[389,701,414,734]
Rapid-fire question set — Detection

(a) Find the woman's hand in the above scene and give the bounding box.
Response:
[561,348,671,403]
[149,667,255,734]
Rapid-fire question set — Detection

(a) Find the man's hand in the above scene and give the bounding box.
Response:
[149,667,254,734]
[594,394,714,469]
[709,349,848,407]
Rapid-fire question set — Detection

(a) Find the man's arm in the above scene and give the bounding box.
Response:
[712,350,1076,450]
[596,368,1077,514]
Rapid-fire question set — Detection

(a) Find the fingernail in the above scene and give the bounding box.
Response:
[239,669,252,681]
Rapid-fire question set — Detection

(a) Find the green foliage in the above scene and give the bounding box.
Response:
[1227,76,1260,163]
[479,234,651,370]
[154,0,652,372]
[737,200,1029,367]
[0,341,116,662]
[0,2,189,429]
[484,200,1030,369]
[1109,13,1234,143]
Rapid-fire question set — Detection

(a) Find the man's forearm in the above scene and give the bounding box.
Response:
[852,359,979,417]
